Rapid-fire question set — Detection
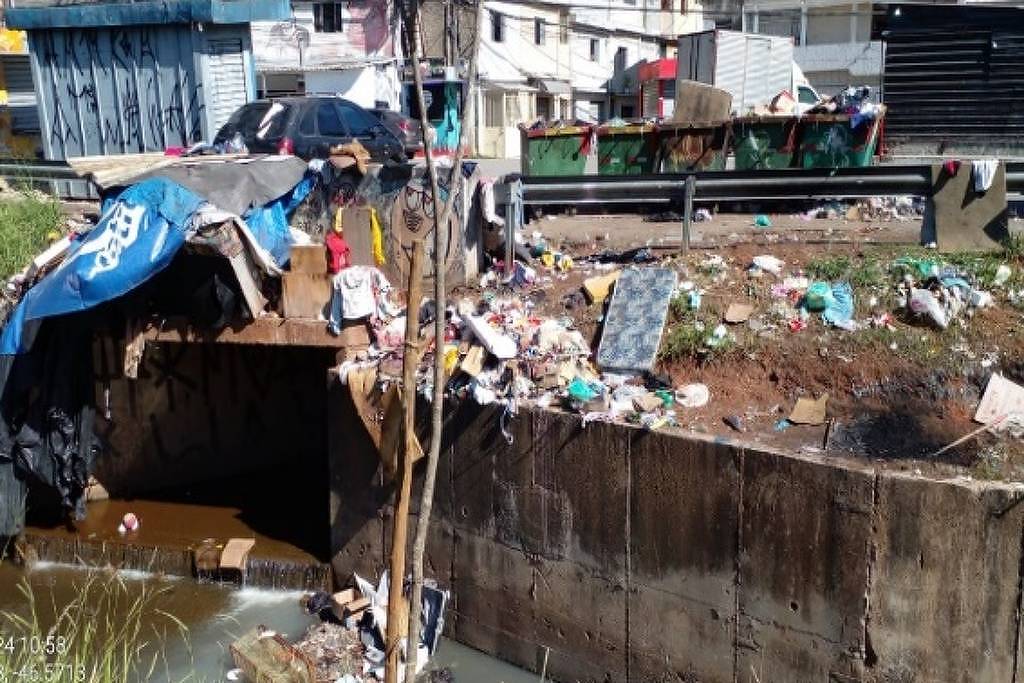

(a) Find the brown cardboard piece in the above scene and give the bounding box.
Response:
[219,538,256,572]
[340,207,374,268]
[583,270,621,304]
[724,303,754,324]
[281,272,332,319]
[461,345,486,377]
[633,393,664,413]
[380,387,424,481]
[789,394,828,426]
[975,373,1024,425]
[672,80,733,122]
[289,244,327,274]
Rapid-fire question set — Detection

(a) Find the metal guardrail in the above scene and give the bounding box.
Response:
[517,164,1024,205]
[2,157,1023,201]
[0,158,82,183]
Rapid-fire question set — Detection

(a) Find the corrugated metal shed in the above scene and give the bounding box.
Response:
[882,5,1024,155]
[29,24,254,159]
[6,0,289,29]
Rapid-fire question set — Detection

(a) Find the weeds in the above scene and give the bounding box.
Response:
[0,193,63,280]
[806,255,851,281]
[0,569,195,683]
[661,296,735,361]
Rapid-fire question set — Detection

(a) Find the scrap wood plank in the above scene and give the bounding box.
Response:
[219,538,256,572]
[145,317,354,348]
[596,267,678,372]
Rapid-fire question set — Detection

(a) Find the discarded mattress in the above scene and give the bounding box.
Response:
[597,267,678,372]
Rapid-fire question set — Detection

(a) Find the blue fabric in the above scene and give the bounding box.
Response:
[822,282,855,327]
[1,178,205,354]
[434,82,461,152]
[243,172,316,267]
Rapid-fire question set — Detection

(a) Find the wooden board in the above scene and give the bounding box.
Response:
[281,272,332,319]
[340,207,374,267]
[144,317,353,348]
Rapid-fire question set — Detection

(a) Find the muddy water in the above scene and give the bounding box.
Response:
[0,561,536,683]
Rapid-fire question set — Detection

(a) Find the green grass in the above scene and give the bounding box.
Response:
[0,569,196,683]
[805,255,852,281]
[660,296,735,361]
[0,194,63,280]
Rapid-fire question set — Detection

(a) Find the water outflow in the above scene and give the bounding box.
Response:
[22,532,332,592]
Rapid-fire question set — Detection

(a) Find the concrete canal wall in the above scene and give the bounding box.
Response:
[90,343,1024,682]
[328,389,1024,683]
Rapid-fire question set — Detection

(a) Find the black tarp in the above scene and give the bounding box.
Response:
[0,316,97,537]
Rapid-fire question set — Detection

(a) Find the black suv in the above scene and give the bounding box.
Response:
[213,97,406,162]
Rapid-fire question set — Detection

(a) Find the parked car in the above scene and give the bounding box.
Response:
[369,108,424,159]
[213,96,406,163]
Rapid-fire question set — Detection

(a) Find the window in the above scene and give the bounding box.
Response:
[317,102,347,136]
[534,17,545,45]
[614,46,627,73]
[336,100,378,136]
[220,102,290,141]
[491,11,505,42]
[662,0,671,10]
[589,38,599,61]
[299,106,317,136]
[798,86,819,105]
[559,11,569,44]
[313,2,344,33]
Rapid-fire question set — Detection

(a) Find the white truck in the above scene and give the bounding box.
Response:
[676,29,820,116]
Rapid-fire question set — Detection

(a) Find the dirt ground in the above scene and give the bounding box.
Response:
[470,210,1024,482]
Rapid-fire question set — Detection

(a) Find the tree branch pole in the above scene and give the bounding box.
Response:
[384,3,445,683]
[405,0,483,679]
[384,239,425,683]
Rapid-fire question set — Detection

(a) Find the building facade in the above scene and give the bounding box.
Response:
[250,0,401,109]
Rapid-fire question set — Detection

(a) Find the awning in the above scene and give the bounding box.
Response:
[482,80,539,93]
[533,78,571,96]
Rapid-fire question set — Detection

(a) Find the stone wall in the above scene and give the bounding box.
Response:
[327,393,1024,683]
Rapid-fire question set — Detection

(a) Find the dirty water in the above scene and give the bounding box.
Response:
[0,561,537,683]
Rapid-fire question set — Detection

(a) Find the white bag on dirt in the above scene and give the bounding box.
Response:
[909,288,948,329]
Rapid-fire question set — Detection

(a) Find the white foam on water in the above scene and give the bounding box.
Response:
[27,561,179,582]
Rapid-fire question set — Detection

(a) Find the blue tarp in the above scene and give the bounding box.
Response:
[1,178,205,354]
[243,172,316,267]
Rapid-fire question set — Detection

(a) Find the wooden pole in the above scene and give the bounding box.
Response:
[384,238,424,683]
[405,0,484,678]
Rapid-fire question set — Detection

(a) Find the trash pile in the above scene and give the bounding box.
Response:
[230,571,449,682]
[797,196,925,222]
[806,85,884,127]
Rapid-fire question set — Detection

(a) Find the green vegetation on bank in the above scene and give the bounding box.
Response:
[0,568,195,683]
[0,193,63,280]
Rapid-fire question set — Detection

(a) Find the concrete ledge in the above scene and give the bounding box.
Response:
[327,400,1024,682]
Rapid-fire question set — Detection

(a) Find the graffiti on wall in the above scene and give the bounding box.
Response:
[388,171,462,281]
[36,27,207,156]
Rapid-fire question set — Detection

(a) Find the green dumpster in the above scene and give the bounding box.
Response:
[597,123,658,175]
[798,106,886,169]
[656,121,732,172]
[520,125,593,176]
[732,116,801,170]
